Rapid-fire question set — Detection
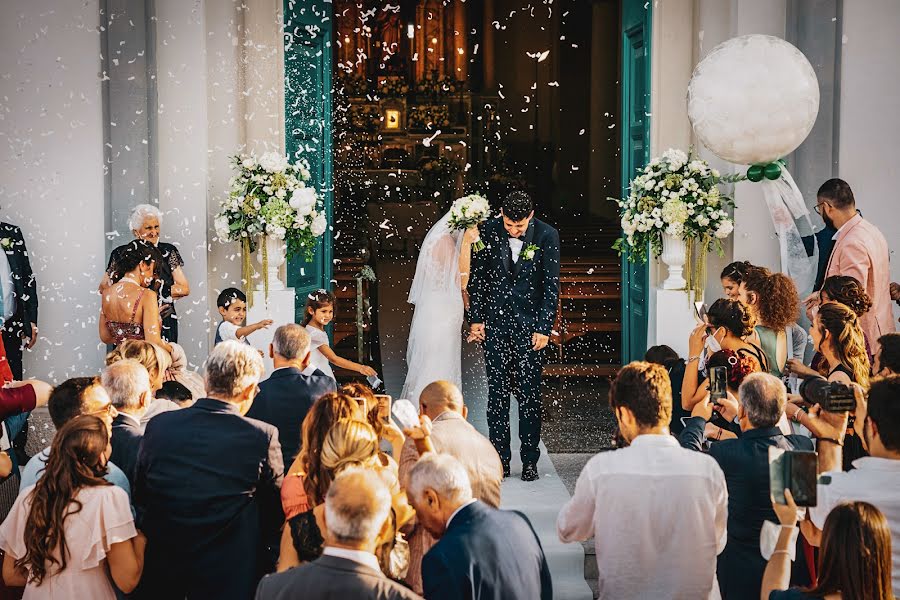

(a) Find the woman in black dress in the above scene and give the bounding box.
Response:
[98,204,190,342]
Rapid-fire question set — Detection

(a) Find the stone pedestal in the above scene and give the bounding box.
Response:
[653,288,698,359]
[247,289,296,376]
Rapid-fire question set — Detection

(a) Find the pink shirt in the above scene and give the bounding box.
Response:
[825,214,895,350]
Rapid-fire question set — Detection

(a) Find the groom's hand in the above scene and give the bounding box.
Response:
[532,333,549,351]
[468,323,485,343]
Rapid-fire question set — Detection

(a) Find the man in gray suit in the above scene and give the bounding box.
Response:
[399,380,503,594]
[255,468,422,600]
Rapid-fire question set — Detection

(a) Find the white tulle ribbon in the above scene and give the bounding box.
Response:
[759,167,819,298]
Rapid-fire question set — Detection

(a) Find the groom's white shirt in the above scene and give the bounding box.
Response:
[509,237,524,263]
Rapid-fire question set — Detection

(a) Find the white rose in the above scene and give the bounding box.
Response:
[275,187,287,199]
[715,220,734,239]
[259,151,288,173]
[290,187,318,216]
[310,214,327,237]
[214,215,231,239]
[241,157,256,169]
[644,180,655,190]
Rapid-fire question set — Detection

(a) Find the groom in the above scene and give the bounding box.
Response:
[468,191,560,481]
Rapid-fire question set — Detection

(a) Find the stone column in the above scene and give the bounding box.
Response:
[482,0,495,90]
[243,0,285,155]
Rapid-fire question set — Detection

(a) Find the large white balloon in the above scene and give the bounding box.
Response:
[687,35,819,165]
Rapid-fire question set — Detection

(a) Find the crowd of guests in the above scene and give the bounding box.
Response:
[0,181,896,599]
[557,181,898,599]
[0,327,552,600]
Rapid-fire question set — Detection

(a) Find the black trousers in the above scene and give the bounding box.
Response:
[484,326,543,465]
[1,327,23,380]
[161,307,178,344]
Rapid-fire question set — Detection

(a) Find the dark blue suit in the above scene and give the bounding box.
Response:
[421,501,552,600]
[133,398,284,600]
[680,419,814,600]
[0,222,38,379]
[245,366,336,471]
[468,217,560,464]
[110,413,143,487]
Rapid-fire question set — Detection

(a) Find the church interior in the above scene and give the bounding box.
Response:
[324,0,624,401]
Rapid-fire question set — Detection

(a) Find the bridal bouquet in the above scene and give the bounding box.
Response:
[215,152,327,292]
[448,194,491,252]
[612,148,743,295]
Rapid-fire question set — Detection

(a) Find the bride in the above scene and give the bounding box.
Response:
[400,213,479,405]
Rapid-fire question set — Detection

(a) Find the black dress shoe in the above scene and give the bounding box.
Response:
[521,462,539,482]
[502,461,511,478]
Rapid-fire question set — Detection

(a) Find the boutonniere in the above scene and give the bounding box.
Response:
[521,243,539,261]
[0,238,12,251]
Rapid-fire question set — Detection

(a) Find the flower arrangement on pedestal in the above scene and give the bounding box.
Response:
[612,148,743,297]
[408,105,450,131]
[214,152,327,301]
[378,76,410,98]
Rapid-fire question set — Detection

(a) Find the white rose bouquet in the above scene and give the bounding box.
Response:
[215,151,327,292]
[447,194,491,252]
[611,148,743,294]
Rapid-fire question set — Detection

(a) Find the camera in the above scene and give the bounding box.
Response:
[799,375,856,412]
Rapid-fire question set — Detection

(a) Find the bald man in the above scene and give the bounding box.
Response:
[398,381,503,594]
[256,469,420,600]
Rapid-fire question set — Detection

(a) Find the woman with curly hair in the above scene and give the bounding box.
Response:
[786,302,871,470]
[740,269,806,377]
[0,416,145,598]
[683,298,768,411]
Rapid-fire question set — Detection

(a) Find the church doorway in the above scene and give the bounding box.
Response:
[322,0,626,391]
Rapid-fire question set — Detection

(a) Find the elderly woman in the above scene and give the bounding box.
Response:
[99,204,189,343]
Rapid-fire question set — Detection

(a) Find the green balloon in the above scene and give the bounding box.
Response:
[747,165,764,182]
[763,162,782,180]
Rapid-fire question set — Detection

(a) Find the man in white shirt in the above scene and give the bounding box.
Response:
[557,361,728,600]
[255,468,421,600]
[801,375,900,595]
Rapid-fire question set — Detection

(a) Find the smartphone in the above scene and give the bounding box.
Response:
[375,394,392,423]
[709,366,728,402]
[391,399,420,430]
[694,301,708,323]
[769,447,818,507]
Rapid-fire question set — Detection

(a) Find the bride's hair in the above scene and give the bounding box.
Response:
[303,289,336,325]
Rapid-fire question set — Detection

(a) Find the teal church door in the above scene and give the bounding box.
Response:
[284,0,333,320]
[620,0,652,363]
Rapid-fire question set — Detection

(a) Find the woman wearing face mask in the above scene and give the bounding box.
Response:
[683,298,768,412]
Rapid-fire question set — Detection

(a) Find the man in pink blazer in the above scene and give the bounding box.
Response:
[809,179,895,351]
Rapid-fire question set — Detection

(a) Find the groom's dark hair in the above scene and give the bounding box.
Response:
[502,191,534,221]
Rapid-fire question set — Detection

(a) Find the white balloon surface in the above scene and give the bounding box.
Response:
[687,35,819,165]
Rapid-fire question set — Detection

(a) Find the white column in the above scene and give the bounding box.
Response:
[0,0,107,379]
[243,0,285,156]
[729,0,787,273]
[649,0,696,355]
[154,0,211,370]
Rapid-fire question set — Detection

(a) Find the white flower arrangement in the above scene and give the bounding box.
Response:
[215,151,327,261]
[447,193,491,252]
[612,148,741,264]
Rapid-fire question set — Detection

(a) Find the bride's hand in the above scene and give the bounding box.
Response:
[463,226,480,244]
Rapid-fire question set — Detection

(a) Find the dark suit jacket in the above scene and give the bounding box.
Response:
[255,554,422,600]
[110,413,143,487]
[245,366,336,470]
[468,217,561,336]
[422,501,552,600]
[133,398,284,600]
[680,419,814,600]
[0,222,38,339]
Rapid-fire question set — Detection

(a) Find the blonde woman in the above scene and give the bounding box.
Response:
[278,419,407,574]
[105,341,180,426]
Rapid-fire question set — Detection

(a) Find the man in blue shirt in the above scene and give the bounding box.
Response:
[19,377,131,500]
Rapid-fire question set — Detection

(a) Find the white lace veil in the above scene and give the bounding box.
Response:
[407,211,464,305]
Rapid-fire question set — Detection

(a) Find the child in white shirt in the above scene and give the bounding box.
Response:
[215,288,272,346]
[304,289,377,381]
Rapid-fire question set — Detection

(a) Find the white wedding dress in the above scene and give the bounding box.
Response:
[400,212,465,405]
